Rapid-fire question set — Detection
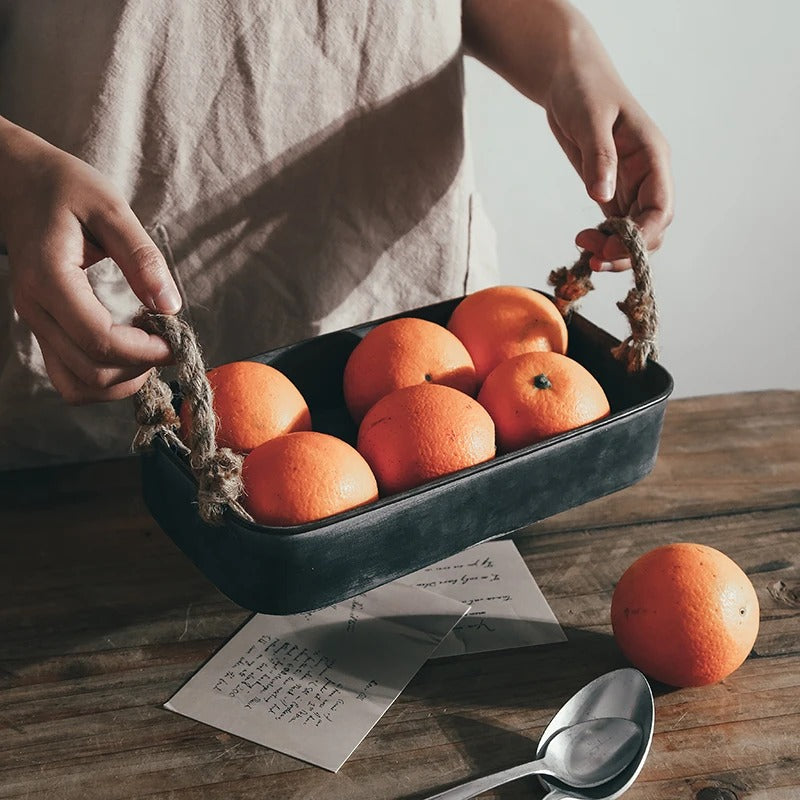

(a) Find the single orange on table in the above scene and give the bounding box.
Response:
[447,285,569,384]
[357,382,495,495]
[179,360,311,453]
[343,317,478,424]
[477,351,610,453]
[611,543,760,688]
[242,431,379,526]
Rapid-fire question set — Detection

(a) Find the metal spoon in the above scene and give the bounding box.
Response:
[538,668,655,800]
[423,717,642,800]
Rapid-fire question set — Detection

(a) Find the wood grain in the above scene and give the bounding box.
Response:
[0,390,798,800]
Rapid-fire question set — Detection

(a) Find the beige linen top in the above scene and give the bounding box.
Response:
[0,1,498,468]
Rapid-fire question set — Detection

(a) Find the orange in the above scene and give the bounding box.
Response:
[342,317,478,424]
[611,543,760,687]
[180,361,311,453]
[477,351,610,452]
[357,382,495,495]
[447,286,568,384]
[242,431,379,525]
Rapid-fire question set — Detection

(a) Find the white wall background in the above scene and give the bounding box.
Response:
[465,1,800,399]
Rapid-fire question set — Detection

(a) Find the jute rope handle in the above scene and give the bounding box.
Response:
[548,216,658,372]
[131,310,254,525]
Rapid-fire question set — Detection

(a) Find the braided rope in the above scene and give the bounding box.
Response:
[548,216,658,372]
[131,310,253,524]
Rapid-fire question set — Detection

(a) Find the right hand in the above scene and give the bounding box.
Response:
[0,118,182,404]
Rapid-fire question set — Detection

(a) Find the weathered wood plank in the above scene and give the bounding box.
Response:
[528,390,800,534]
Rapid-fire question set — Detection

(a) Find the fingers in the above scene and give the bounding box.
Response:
[39,340,152,405]
[24,251,174,367]
[575,201,673,272]
[21,301,157,390]
[12,221,176,403]
[85,201,182,314]
[575,142,673,272]
[633,149,674,250]
[575,229,624,272]
[574,230,651,273]
[576,112,619,205]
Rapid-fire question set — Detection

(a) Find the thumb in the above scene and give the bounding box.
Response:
[86,201,182,314]
[578,114,618,204]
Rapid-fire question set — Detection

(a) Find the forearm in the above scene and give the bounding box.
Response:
[0,116,21,252]
[0,116,52,249]
[0,115,36,183]
[462,0,619,107]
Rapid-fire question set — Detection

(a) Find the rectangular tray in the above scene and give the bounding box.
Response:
[141,293,673,614]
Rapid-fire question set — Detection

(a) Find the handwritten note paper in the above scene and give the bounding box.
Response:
[403,541,566,658]
[164,581,468,772]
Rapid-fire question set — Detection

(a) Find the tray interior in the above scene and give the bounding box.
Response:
[235,296,672,448]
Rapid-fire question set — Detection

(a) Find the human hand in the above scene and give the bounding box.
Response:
[543,36,674,271]
[462,0,673,272]
[0,119,182,404]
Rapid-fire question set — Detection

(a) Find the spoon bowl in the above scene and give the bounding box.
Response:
[422,717,642,800]
[537,668,655,800]
[532,717,642,787]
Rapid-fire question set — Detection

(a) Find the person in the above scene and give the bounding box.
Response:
[0,0,672,469]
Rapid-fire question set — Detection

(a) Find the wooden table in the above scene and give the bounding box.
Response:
[1,390,798,800]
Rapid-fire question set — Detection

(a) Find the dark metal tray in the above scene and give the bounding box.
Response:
[141,294,673,614]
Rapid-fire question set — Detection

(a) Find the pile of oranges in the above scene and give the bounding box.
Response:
[181,285,611,526]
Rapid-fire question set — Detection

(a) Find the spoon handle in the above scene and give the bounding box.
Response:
[422,757,551,800]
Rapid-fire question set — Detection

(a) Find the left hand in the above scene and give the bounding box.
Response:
[544,52,674,271]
